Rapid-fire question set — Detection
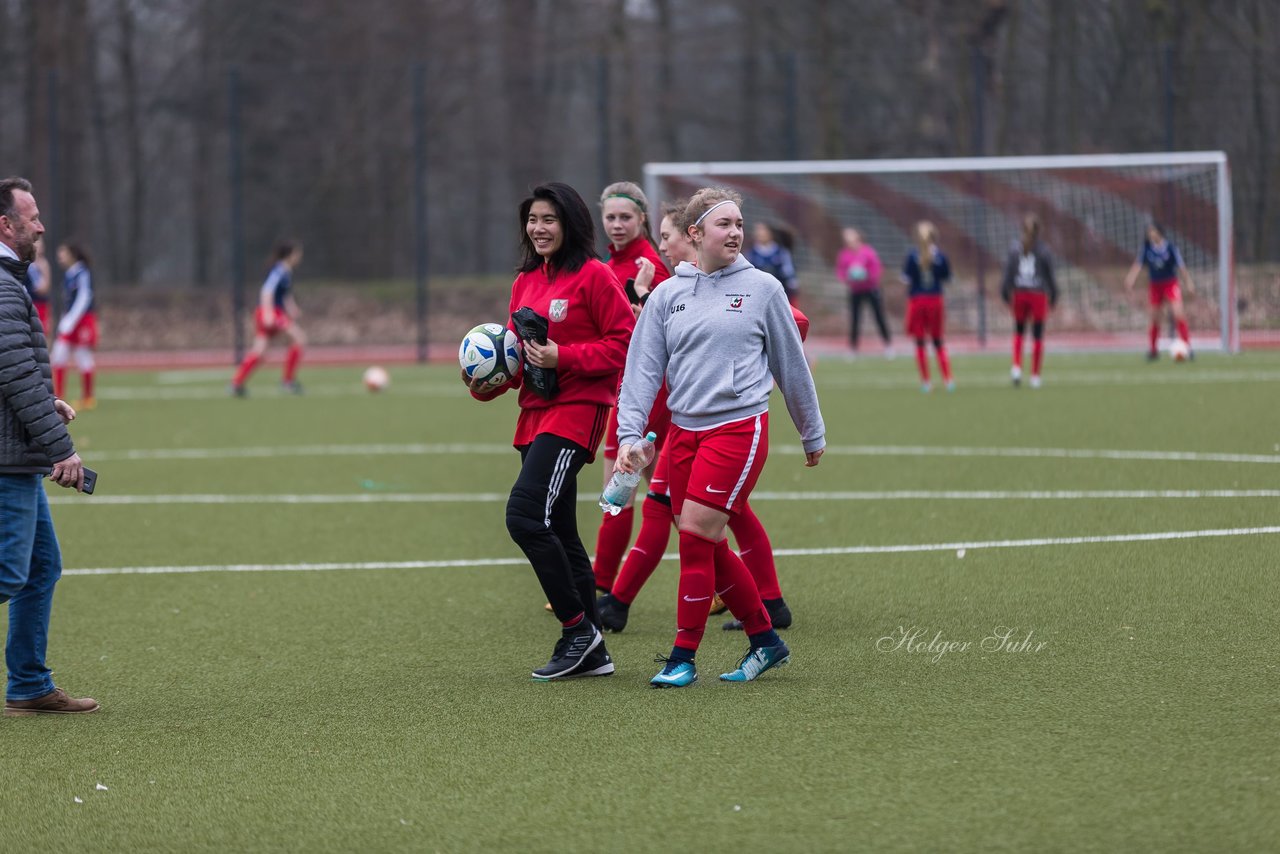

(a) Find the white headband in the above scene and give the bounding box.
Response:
[694,199,737,227]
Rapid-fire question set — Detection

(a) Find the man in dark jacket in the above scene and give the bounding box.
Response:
[0,176,98,716]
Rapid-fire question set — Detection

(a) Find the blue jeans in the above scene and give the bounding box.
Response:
[0,474,63,700]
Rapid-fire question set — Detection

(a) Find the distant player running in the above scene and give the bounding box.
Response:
[231,241,306,396]
[50,241,97,410]
[1124,221,1194,360]
[616,188,825,688]
[1001,214,1058,388]
[902,221,953,392]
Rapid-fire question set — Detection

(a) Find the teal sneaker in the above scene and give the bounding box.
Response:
[649,657,697,689]
[719,641,791,682]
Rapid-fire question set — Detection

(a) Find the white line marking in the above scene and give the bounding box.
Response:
[815,369,1280,390]
[85,443,1280,465]
[46,489,1280,506]
[60,526,1280,576]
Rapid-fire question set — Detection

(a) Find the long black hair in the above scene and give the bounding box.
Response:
[59,240,92,269]
[518,182,598,274]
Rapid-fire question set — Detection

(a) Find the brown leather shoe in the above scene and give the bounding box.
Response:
[4,687,100,716]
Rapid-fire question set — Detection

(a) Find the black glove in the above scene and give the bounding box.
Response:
[511,306,560,400]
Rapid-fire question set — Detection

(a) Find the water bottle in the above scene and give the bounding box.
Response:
[599,431,657,515]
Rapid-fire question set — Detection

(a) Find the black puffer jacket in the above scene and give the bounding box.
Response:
[0,254,73,473]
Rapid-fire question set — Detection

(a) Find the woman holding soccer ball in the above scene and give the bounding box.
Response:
[1124,221,1195,360]
[591,181,671,597]
[614,188,825,688]
[462,182,635,681]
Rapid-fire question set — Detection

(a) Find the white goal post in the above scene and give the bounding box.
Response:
[644,153,1236,353]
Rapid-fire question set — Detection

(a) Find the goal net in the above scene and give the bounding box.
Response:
[644,153,1235,352]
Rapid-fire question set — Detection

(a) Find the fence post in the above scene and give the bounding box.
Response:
[46,69,61,319]
[413,62,429,364]
[784,52,799,161]
[972,46,989,348]
[228,67,245,364]
[597,54,611,191]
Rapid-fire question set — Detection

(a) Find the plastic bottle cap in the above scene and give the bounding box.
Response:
[644,432,657,442]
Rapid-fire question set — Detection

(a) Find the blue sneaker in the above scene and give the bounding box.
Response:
[649,657,697,689]
[719,641,791,682]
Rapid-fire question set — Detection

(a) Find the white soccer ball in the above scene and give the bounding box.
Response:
[363,365,390,392]
[459,322,522,387]
[1169,339,1190,362]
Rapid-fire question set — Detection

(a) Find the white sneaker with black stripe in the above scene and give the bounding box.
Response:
[532,623,606,680]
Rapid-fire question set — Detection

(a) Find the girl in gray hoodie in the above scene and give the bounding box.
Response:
[615,187,826,688]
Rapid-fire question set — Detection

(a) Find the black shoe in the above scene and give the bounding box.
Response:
[723,597,793,631]
[597,593,630,633]
[1146,351,1159,362]
[575,642,615,678]
[229,383,247,398]
[281,380,304,395]
[532,623,602,680]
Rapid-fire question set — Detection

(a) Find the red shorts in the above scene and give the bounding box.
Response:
[514,403,610,464]
[905,295,944,340]
[604,383,671,460]
[57,311,98,348]
[1148,280,1182,307]
[255,306,292,337]
[1012,290,1048,324]
[648,445,671,497]
[34,302,50,333]
[667,412,769,517]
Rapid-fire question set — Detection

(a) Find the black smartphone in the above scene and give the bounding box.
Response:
[624,277,641,306]
[81,467,97,495]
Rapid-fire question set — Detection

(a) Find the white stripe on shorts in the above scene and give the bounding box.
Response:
[725,414,763,511]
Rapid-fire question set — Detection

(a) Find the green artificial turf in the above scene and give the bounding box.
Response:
[1,352,1277,852]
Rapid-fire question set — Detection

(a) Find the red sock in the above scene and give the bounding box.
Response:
[592,506,633,592]
[914,343,930,382]
[729,505,781,599]
[1012,333,1024,370]
[53,367,66,399]
[1149,323,1159,354]
[674,530,717,652]
[232,352,261,387]
[936,344,952,382]
[82,371,94,399]
[713,539,771,635]
[612,498,673,604]
[283,345,303,382]
[1176,319,1190,344]
[1032,338,1044,376]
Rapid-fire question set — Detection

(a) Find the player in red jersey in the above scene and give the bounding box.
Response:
[464,182,635,681]
[598,201,804,634]
[1001,214,1058,388]
[49,242,98,410]
[230,241,306,396]
[590,181,672,596]
[615,188,825,687]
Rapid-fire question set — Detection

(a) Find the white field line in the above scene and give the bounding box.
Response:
[85,442,1280,465]
[45,488,1280,507]
[100,368,1280,399]
[62,525,1280,577]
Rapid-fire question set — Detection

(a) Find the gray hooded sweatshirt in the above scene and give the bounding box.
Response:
[617,254,825,454]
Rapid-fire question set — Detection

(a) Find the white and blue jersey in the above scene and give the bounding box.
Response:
[261,262,292,308]
[57,261,94,335]
[1138,239,1184,284]
[901,248,951,297]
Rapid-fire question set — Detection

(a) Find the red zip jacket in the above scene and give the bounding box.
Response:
[607,237,670,292]
[474,258,635,454]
